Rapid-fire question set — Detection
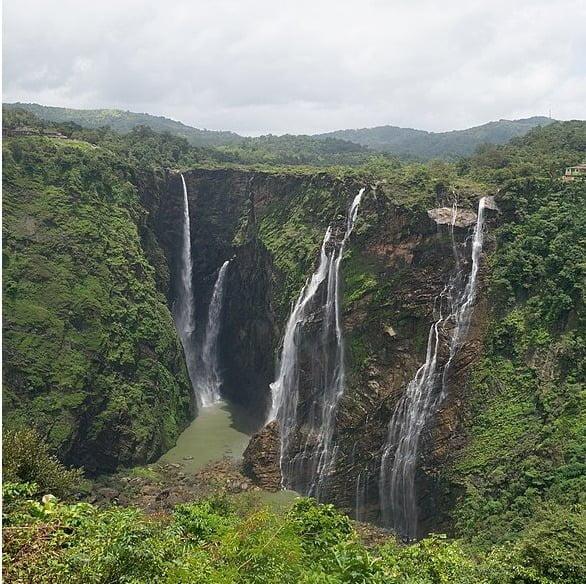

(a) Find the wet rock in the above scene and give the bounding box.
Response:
[383,324,397,338]
[427,207,477,228]
[140,484,160,496]
[243,421,281,491]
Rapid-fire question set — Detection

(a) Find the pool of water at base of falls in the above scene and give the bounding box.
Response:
[157,400,298,509]
[158,401,251,473]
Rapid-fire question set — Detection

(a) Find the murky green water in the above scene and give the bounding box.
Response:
[158,401,302,512]
[159,401,251,473]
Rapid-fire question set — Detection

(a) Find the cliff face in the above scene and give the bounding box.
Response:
[150,167,496,536]
[2,141,193,473]
[3,138,494,530]
[151,169,367,426]
[236,185,495,536]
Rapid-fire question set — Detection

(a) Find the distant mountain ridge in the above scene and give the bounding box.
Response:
[314,117,556,159]
[4,102,556,159]
[4,102,244,147]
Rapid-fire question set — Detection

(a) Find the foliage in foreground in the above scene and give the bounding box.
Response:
[2,428,83,497]
[3,485,585,584]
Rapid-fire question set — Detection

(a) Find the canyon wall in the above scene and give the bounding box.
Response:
[150,167,496,536]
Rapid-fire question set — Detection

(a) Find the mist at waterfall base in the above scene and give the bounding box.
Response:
[269,188,365,500]
[378,197,488,539]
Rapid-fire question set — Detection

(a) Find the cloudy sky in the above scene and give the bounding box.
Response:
[3,0,585,135]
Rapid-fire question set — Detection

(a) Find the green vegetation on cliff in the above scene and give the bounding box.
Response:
[443,121,586,549]
[449,179,586,547]
[2,132,192,471]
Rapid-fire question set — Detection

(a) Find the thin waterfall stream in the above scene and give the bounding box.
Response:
[173,174,198,393]
[269,188,365,498]
[195,260,230,407]
[379,196,488,539]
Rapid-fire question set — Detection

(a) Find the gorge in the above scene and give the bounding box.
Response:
[3,114,584,582]
[144,168,498,537]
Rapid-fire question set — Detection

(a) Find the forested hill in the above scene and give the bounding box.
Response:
[315,116,556,159]
[5,102,557,160]
[3,102,244,147]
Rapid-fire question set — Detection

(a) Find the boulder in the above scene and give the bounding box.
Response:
[242,421,282,491]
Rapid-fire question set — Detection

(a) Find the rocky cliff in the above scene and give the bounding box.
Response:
[2,139,194,473]
[147,166,497,536]
[237,182,497,536]
[2,141,494,530]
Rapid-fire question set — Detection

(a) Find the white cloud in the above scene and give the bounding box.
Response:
[3,0,585,134]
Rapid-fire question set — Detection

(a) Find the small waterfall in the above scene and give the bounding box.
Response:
[379,196,488,539]
[355,468,369,522]
[195,260,230,407]
[174,174,198,391]
[270,188,365,497]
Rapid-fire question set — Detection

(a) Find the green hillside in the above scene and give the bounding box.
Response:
[316,117,556,159]
[4,102,243,147]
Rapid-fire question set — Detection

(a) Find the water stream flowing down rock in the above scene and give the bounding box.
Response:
[173,174,198,394]
[195,260,230,407]
[269,188,365,499]
[379,196,488,539]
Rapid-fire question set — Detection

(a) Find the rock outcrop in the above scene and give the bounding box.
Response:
[242,421,282,491]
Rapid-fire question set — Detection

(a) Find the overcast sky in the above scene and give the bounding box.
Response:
[3,0,585,135]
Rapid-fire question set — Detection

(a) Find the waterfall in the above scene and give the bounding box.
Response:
[355,468,369,522]
[310,189,364,497]
[174,174,198,392]
[195,260,230,407]
[269,188,365,497]
[379,196,488,539]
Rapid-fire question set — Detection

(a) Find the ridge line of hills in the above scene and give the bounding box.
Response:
[4,102,558,160]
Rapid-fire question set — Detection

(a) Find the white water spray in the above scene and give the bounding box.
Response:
[174,174,198,391]
[270,188,365,497]
[379,197,488,539]
[196,260,230,407]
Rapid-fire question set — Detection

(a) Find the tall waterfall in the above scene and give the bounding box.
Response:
[195,260,230,407]
[379,196,488,539]
[174,174,198,392]
[269,188,365,497]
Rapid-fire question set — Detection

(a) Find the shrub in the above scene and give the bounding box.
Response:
[173,497,237,542]
[289,498,354,554]
[2,428,83,496]
[378,535,476,584]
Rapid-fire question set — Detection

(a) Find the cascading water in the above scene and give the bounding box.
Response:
[355,468,369,522]
[310,189,364,497]
[174,174,198,392]
[269,188,365,498]
[379,196,488,539]
[195,260,230,407]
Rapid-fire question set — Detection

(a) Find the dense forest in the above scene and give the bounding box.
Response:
[4,102,557,161]
[315,116,556,159]
[2,106,585,583]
